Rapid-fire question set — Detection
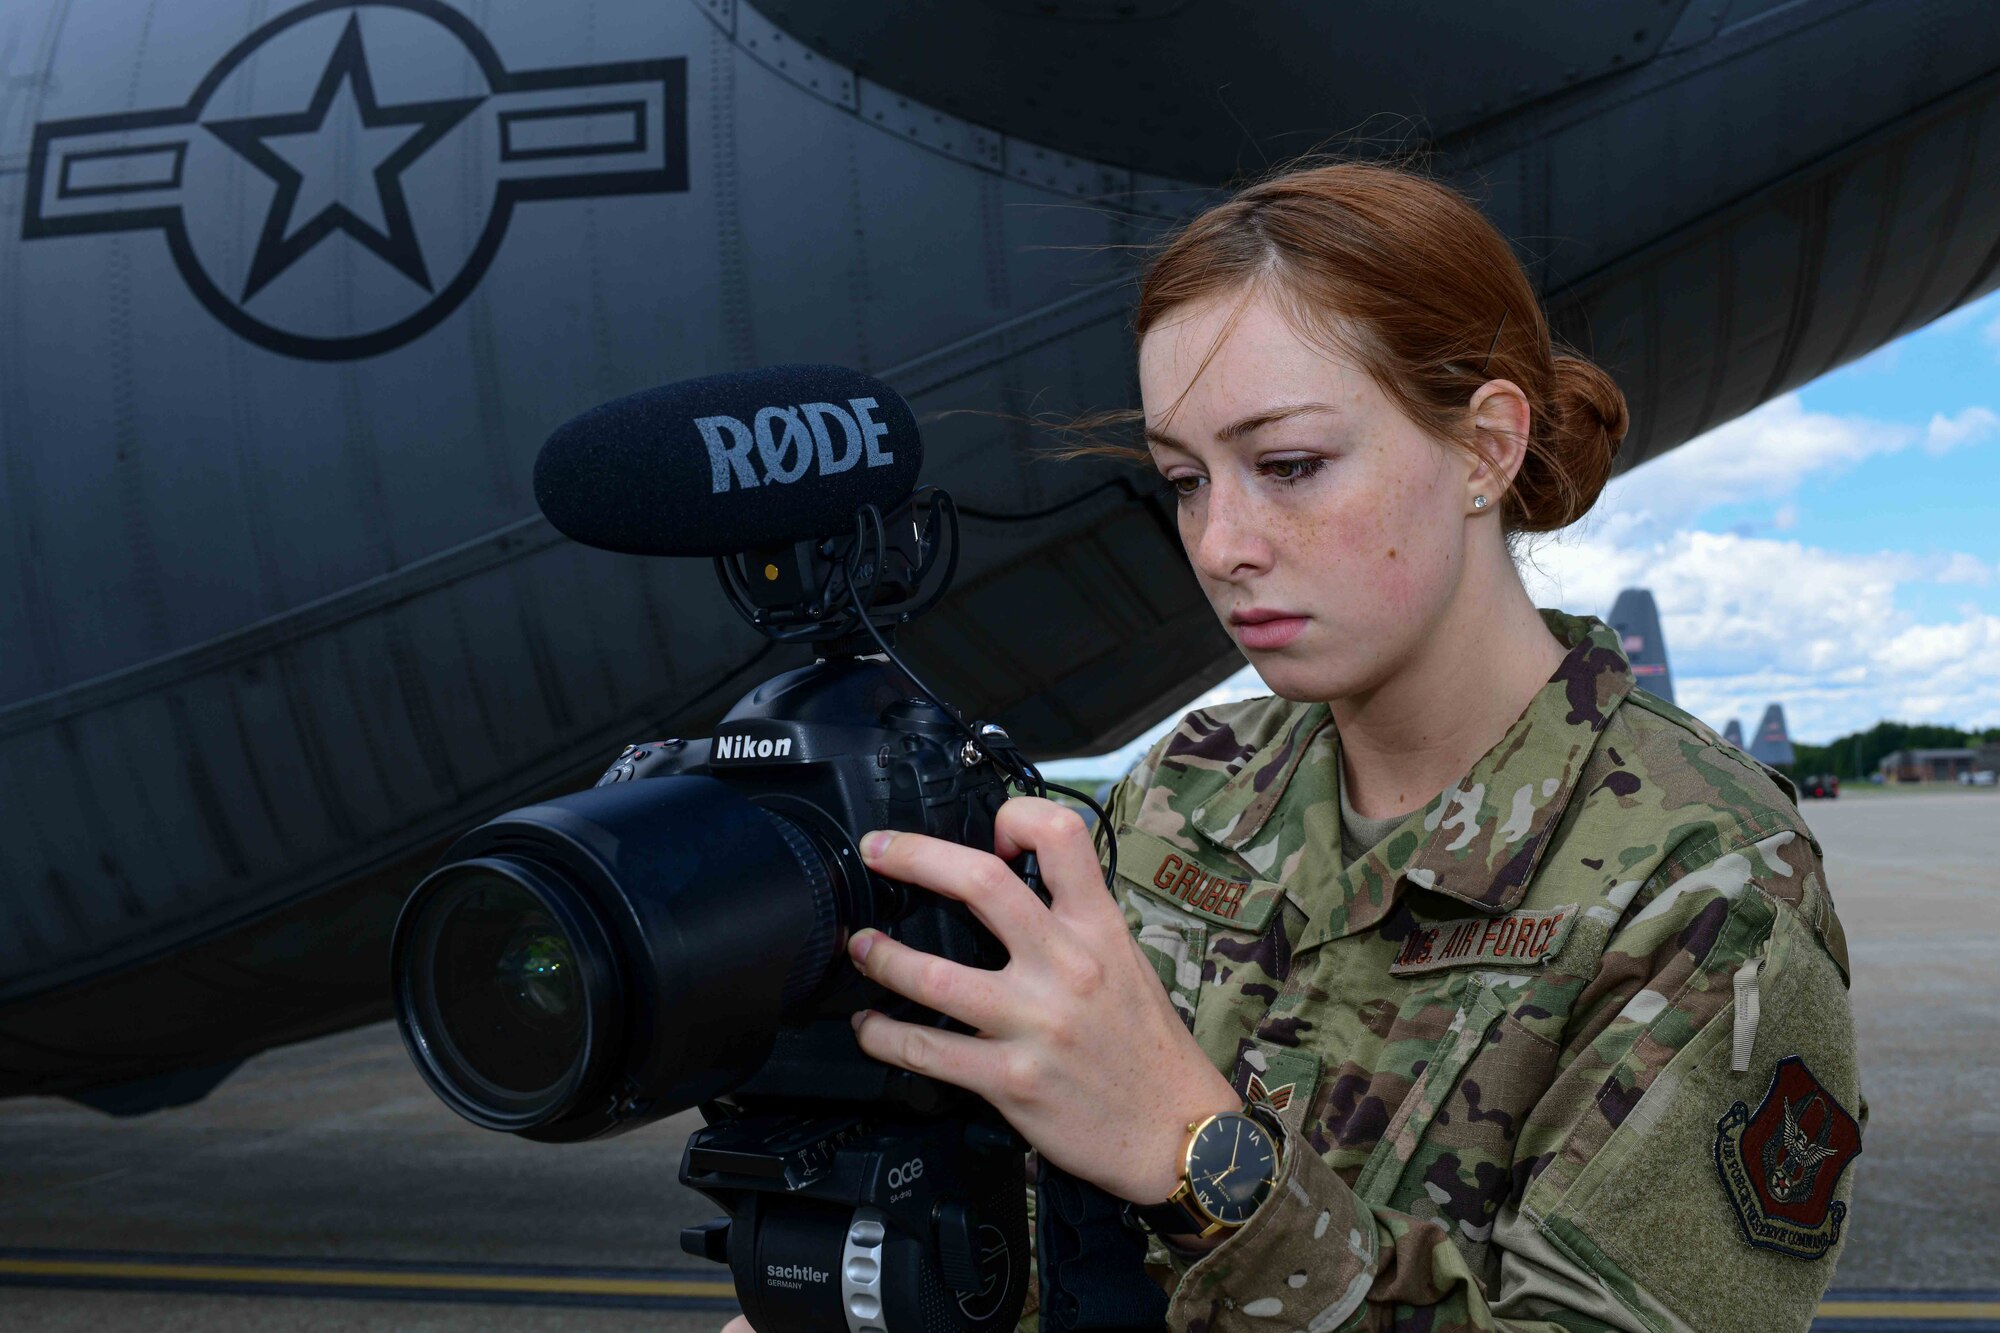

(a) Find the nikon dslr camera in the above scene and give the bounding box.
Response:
[389,366,1099,1333]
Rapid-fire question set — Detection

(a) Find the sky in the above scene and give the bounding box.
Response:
[1043,289,2000,779]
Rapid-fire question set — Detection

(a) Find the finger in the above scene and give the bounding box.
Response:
[992,797,1122,922]
[720,1319,755,1333]
[849,930,1011,1033]
[851,1008,994,1097]
[860,829,1055,951]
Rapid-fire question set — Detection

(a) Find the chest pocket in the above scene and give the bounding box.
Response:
[1113,825,1298,1065]
[1350,971,1560,1270]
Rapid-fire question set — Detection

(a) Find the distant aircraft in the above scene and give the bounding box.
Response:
[5,0,1998,1109]
[1724,719,1745,748]
[1608,589,1673,704]
[1751,705,1797,769]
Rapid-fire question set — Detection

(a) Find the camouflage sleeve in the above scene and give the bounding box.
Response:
[1163,825,1861,1333]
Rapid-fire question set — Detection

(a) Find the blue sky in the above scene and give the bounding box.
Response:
[1045,290,2000,777]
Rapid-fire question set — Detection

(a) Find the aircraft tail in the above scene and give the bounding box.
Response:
[1749,704,1796,768]
[1608,588,1674,704]
[1723,719,1744,747]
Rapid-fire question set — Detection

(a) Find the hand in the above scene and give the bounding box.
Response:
[846,797,1240,1206]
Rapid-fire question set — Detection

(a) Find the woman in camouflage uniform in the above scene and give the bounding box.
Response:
[725,163,1861,1331]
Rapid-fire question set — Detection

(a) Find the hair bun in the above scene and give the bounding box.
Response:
[1512,352,1629,533]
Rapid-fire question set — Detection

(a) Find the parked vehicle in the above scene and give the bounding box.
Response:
[1961,769,1998,787]
[1801,773,1840,799]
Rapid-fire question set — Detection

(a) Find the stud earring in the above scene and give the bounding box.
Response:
[1472,495,1489,510]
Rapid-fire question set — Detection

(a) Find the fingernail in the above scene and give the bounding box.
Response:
[861,830,894,859]
[850,1009,870,1031]
[849,929,876,965]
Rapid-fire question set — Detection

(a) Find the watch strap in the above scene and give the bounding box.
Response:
[1133,1191,1213,1240]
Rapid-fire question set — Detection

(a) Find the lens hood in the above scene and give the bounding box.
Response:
[392,775,839,1141]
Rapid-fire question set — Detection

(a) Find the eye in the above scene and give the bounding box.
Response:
[1162,472,1206,499]
[1260,456,1326,486]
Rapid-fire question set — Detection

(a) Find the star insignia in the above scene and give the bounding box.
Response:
[204,14,481,302]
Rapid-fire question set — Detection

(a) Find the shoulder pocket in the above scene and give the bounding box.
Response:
[1115,825,1285,933]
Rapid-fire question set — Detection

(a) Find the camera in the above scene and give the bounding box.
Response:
[388,372,1085,1333]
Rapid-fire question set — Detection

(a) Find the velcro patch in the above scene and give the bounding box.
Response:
[1388,904,1579,976]
[1714,1055,1861,1260]
[1231,1039,1320,1134]
[1117,825,1282,931]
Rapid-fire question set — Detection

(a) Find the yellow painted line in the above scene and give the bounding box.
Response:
[1817,1300,2000,1319]
[4,1259,1994,1321]
[0,1257,735,1299]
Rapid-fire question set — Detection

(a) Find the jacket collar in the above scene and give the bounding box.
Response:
[1192,611,1636,932]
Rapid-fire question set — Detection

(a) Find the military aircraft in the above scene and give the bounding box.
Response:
[1608,588,1673,705]
[1751,703,1799,769]
[1724,719,1746,748]
[4,0,1998,1109]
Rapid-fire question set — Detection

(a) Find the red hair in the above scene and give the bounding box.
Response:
[1074,161,1628,532]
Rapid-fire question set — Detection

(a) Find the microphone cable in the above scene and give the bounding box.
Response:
[839,501,1119,890]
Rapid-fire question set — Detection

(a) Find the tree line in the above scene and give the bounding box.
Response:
[1790,720,2000,779]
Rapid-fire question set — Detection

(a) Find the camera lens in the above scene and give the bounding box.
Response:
[391,775,847,1141]
[398,859,612,1130]
[497,919,580,1029]
[431,876,582,1095]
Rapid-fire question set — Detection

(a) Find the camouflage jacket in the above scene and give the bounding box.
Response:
[1096,610,1862,1332]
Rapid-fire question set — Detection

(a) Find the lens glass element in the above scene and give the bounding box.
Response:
[422,872,587,1105]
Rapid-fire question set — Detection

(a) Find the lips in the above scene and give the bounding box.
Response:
[1230,608,1307,651]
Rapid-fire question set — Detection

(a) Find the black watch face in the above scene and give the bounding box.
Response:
[1187,1113,1279,1226]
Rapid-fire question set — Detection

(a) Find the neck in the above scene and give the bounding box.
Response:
[1332,544,1565,820]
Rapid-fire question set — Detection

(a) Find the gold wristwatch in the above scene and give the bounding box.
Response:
[1135,1099,1287,1239]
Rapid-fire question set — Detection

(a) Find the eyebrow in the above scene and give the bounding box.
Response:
[1143,402,1344,452]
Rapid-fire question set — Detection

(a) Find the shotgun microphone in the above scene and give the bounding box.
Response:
[533,364,924,557]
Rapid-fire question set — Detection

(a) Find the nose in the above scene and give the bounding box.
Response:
[1184,473,1274,584]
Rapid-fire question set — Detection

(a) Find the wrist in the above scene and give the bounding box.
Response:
[1131,1075,1242,1206]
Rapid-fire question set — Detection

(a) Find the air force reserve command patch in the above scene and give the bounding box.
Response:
[1714,1056,1862,1259]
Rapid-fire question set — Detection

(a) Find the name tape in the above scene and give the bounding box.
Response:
[1389,904,1579,976]
[1150,852,1251,922]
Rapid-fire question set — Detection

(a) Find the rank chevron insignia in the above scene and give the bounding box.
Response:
[1246,1072,1294,1113]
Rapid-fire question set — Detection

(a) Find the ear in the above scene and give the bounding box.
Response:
[1466,378,1532,512]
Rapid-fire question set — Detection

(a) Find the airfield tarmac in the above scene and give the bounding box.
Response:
[0,788,1994,1331]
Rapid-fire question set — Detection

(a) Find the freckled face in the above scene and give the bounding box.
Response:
[1137,286,1477,702]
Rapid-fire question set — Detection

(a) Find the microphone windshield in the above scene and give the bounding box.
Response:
[534,364,924,557]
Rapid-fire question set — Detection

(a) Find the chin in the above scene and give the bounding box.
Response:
[1249,640,1401,705]
[1246,660,1356,705]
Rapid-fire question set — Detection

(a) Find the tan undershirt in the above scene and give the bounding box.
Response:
[1338,763,1422,869]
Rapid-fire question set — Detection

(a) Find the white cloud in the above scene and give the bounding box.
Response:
[1925,405,2000,454]
[1521,527,2000,740]
[1518,389,2000,741]
[1937,553,1994,586]
[1582,394,1918,542]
